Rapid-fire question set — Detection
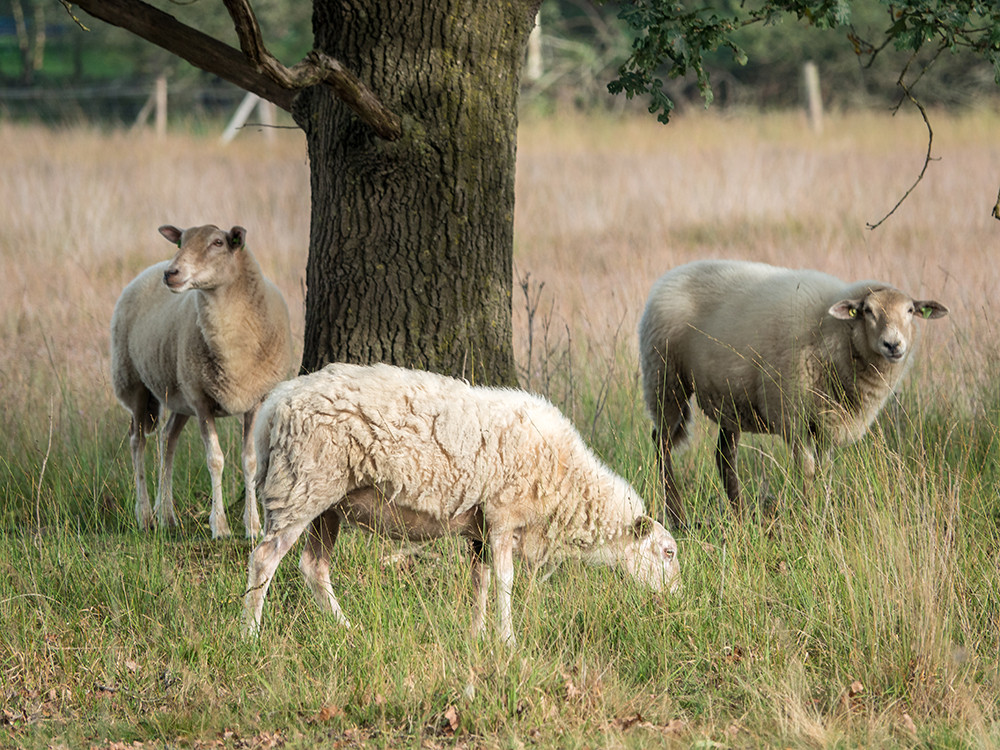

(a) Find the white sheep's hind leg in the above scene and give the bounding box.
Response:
[794,438,817,481]
[241,408,261,539]
[129,417,154,530]
[469,539,491,637]
[242,522,307,637]
[154,412,188,530]
[299,508,351,627]
[490,529,516,647]
[197,414,231,539]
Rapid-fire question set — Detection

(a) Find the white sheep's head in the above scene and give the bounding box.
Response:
[160,224,247,293]
[828,286,948,364]
[620,515,682,594]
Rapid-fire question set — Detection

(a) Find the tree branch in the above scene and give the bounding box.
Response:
[71,0,402,140]
[221,0,401,140]
[71,0,296,111]
[867,64,938,231]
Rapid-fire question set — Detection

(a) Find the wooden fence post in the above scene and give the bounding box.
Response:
[803,61,823,134]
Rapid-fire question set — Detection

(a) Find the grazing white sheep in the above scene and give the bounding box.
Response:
[638,259,948,528]
[111,224,294,539]
[242,362,681,645]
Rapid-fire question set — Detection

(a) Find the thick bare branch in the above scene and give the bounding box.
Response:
[221,0,401,140]
[71,0,296,111]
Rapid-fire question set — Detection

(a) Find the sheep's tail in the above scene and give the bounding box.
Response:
[253,403,274,503]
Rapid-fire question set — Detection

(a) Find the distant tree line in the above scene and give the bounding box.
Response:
[0,0,996,114]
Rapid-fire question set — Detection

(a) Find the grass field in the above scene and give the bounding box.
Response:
[2,107,999,748]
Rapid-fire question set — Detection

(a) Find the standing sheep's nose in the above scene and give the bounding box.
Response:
[163,267,180,285]
[883,340,903,359]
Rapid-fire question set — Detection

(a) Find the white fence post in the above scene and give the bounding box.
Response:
[220,92,261,144]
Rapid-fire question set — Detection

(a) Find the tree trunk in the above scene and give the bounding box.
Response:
[293,0,537,386]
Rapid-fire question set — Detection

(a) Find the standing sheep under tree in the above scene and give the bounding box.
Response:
[638,259,948,529]
[111,224,294,538]
[242,363,681,646]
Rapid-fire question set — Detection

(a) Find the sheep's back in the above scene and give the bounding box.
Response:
[641,260,851,429]
[259,364,563,526]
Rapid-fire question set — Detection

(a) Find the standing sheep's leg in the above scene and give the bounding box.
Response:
[129,416,154,531]
[716,427,742,514]
[197,414,231,539]
[242,521,309,637]
[299,508,351,627]
[656,429,688,531]
[241,408,261,539]
[490,529,516,647]
[154,412,188,530]
[469,538,491,637]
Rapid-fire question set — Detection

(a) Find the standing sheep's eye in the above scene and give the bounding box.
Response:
[213,239,224,247]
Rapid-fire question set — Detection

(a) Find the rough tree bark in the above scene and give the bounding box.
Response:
[293,2,536,384]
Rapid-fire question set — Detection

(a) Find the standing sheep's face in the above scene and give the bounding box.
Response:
[621,516,682,594]
[160,224,248,293]
[828,287,948,364]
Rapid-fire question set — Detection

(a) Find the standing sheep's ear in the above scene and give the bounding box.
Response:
[227,226,247,251]
[159,225,183,247]
[630,515,656,539]
[914,300,949,320]
[828,298,862,320]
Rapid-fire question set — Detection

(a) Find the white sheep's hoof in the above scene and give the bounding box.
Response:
[240,618,261,640]
[210,516,232,539]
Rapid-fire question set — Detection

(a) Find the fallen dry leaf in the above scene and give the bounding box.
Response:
[443,705,459,734]
[315,704,342,722]
[901,712,918,735]
[615,713,644,730]
[849,680,864,697]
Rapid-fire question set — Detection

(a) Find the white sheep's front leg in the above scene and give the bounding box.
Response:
[241,408,261,538]
[198,414,231,539]
[490,528,516,647]
[299,509,351,627]
[242,523,306,637]
[129,417,153,530]
[154,411,188,529]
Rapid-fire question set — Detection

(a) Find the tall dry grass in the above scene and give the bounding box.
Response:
[1,109,999,747]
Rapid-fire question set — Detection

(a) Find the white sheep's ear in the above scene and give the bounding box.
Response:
[914,300,948,320]
[159,225,183,247]
[227,226,247,251]
[630,515,656,539]
[828,298,862,320]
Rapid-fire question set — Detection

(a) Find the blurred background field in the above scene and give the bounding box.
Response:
[3,4,1000,744]
[1,108,999,747]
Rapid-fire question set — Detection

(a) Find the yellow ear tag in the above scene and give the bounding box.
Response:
[849,308,857,318]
